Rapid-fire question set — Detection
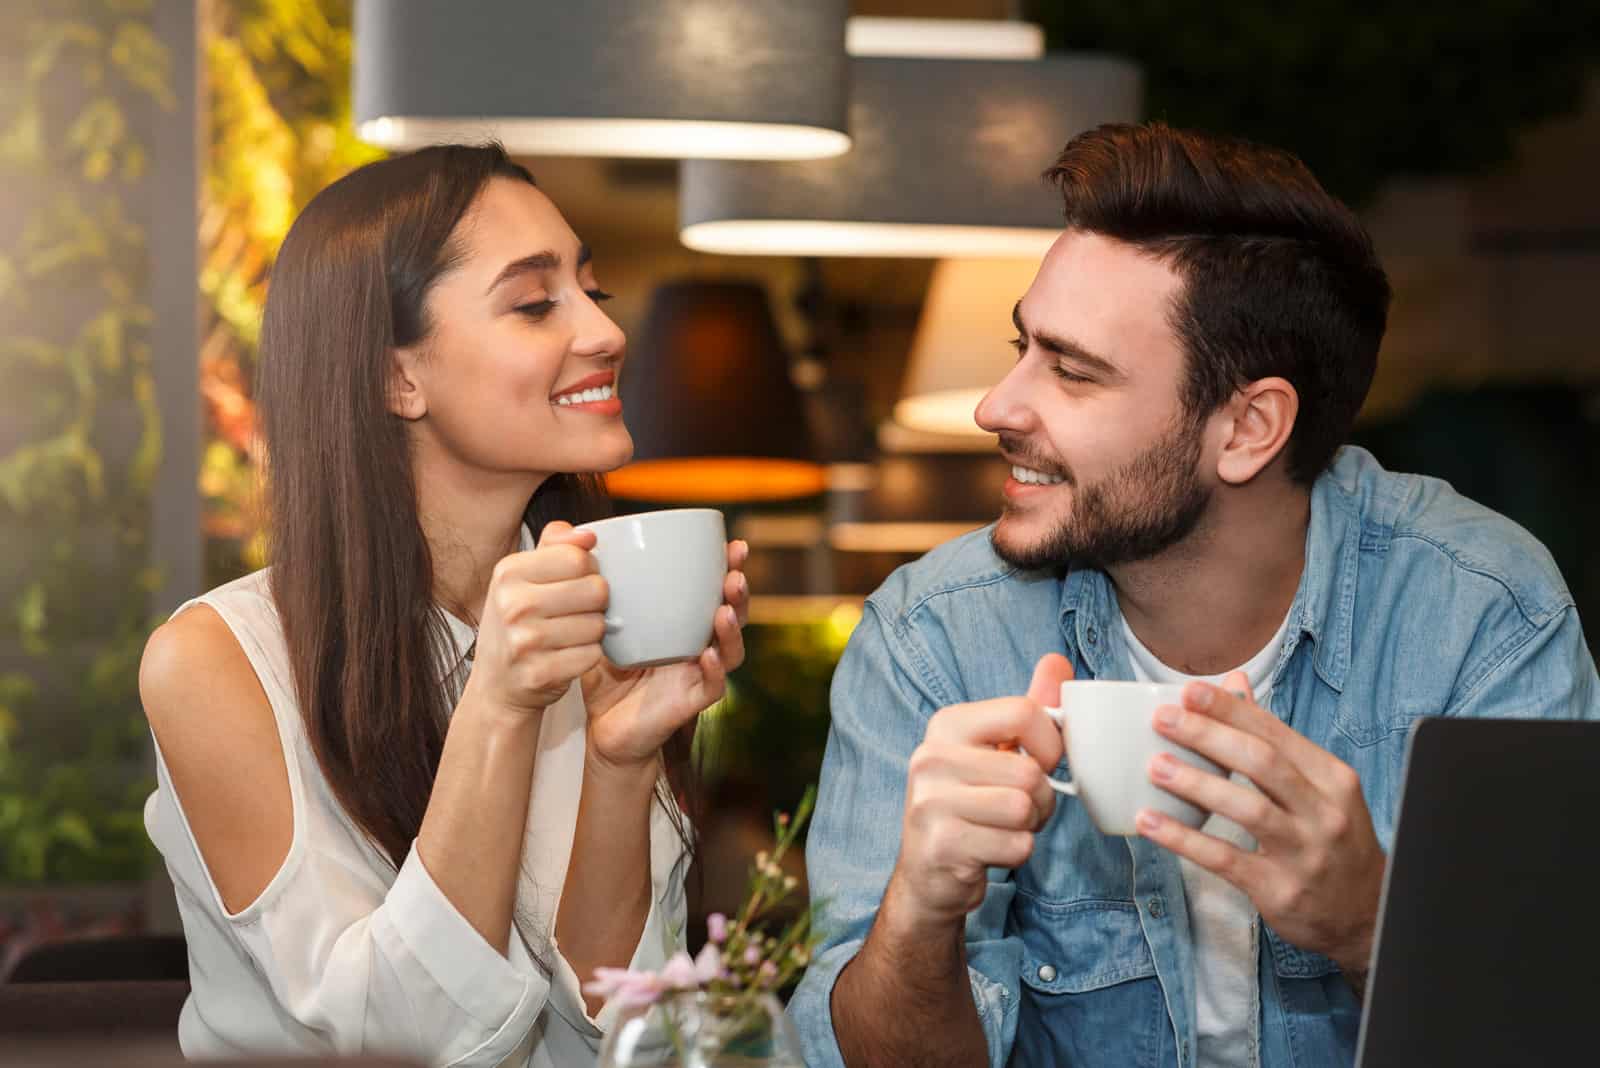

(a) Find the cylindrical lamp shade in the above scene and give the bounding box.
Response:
[353,0,851,160]
[607,281,825,503]
[895,258,1044,437]
[680,54,1141,256]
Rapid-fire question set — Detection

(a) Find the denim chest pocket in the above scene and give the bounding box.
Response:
[1014,893,1158,993]
[1263,923,1362,1065]
[1263,923,1341,979]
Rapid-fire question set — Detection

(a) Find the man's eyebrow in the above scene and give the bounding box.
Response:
[1012,301,1125,380]
[485,244,592,294]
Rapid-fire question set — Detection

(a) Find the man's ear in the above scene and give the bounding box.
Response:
[1216,377,1298,486]
[387,345,427,421]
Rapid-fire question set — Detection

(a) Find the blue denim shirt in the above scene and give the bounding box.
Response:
[789,447,1599,1068]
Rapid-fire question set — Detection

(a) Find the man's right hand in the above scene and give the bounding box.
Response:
[884,653,1077,932]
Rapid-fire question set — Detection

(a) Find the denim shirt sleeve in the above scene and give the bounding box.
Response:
[1446,605,1600,722]
[788,602,1022,1068]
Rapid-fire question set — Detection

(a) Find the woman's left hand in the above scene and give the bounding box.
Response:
[581,539,750,771]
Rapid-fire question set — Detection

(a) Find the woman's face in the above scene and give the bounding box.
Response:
[393,176,632,482]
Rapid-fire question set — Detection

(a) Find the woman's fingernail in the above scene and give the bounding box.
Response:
[1150,754,1176,781]
[1136,810,1163,835]
[1155,705,1181,729]
[1187,685,1214,710]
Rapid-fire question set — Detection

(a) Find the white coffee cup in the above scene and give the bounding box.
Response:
[1043,680,1224,835]
[574,508,728,669]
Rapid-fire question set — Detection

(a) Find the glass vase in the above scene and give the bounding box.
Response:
[598,990,803,1068]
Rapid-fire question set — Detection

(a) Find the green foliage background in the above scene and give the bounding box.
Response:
[0,0,171,882]
[198,0,381,585]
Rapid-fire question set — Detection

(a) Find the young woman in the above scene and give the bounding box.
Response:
[139,144,749,1066]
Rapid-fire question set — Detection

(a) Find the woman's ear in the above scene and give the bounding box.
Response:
[1216,377,1298,485]
[387,345,427,421]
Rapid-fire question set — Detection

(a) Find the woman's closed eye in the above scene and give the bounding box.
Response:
[515,290,615,322]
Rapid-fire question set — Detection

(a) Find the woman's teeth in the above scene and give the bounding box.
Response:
[555,384,615,406]
[1012,464,1065,486]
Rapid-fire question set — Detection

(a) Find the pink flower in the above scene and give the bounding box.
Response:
[706,913,729,943]
[744,944,762,966]
[584,967,664,1010]
[658,950,701,990]
[758,960,779,986]
[693,942,726,983]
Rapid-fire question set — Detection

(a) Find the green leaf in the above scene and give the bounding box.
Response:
[0,336,68,370]
[51,810,99,853]
[110,20,176,110]
[0,98,45,169]
[66,97,128,182]
[130,367,162,493]
[16,582,49,654]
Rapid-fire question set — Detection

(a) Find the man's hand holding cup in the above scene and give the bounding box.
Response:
[883,654,1075,933]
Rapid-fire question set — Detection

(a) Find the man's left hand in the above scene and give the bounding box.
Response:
[1136,670,1386,982]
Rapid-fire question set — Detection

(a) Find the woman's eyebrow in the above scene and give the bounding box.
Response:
[484,244,591,294]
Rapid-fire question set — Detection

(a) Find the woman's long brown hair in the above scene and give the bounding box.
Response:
[256,144,695,870]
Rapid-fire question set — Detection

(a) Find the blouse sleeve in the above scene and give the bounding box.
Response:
[541,784,692,1047]
[224,836,549,1067]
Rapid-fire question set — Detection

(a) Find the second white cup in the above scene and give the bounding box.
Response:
[1044,680,1224,835]
[574,508,727,670]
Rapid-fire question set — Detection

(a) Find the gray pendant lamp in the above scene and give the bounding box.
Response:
[679,19,1142,256]
[352,0,851,160]
[605,279,826,504]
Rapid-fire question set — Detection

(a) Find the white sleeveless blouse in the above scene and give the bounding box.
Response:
[144,558,689,1067]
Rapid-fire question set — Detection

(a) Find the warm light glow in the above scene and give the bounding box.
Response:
[746,596,865,626]
[892,389,995,438]
[357,117,852,160]
[679,220,1060,258]
[894,258,1043,437]
[606,458,828,502]
[829,521,988,553]
[845,17,1045,60]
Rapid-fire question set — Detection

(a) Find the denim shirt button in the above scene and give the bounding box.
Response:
[1037,963,1057,983]
[1148,894,1166,918]
[1086,625,1099,645]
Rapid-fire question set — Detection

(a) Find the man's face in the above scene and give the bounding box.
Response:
[976,231,1214,571]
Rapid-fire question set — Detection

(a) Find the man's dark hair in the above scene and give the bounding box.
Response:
[1045,122,1392,484]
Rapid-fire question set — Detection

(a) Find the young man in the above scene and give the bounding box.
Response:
[788,123,1600,1068]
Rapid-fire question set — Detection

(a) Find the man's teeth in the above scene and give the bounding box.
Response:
[555,384,615,406]
[1012,464,1065,486]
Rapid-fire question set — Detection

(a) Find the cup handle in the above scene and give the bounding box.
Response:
[1039,706,1077,797]
[603,616,623,635]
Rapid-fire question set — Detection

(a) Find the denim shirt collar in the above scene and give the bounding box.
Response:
[1057,454,1366,694]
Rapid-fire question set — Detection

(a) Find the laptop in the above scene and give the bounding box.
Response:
[1355,716,1600,1067]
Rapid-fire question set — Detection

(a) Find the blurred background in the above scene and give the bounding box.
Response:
[2,0,1599,977]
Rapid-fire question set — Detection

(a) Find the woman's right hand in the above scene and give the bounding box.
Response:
[464,521,608,718]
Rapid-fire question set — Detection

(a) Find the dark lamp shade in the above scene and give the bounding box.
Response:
[680,54,1142,256]
[352,0,852,160]
[605,280,824,503]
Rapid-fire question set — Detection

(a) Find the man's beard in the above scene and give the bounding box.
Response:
[992,416,1211,572]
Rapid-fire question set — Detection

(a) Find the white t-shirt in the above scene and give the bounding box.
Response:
[1121,609,1292,1068]
[144,533,689,1067]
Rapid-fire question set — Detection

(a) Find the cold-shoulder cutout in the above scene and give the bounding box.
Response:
[140,603,295,915]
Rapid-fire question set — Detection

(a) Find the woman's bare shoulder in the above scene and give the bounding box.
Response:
[140,603,295,915]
